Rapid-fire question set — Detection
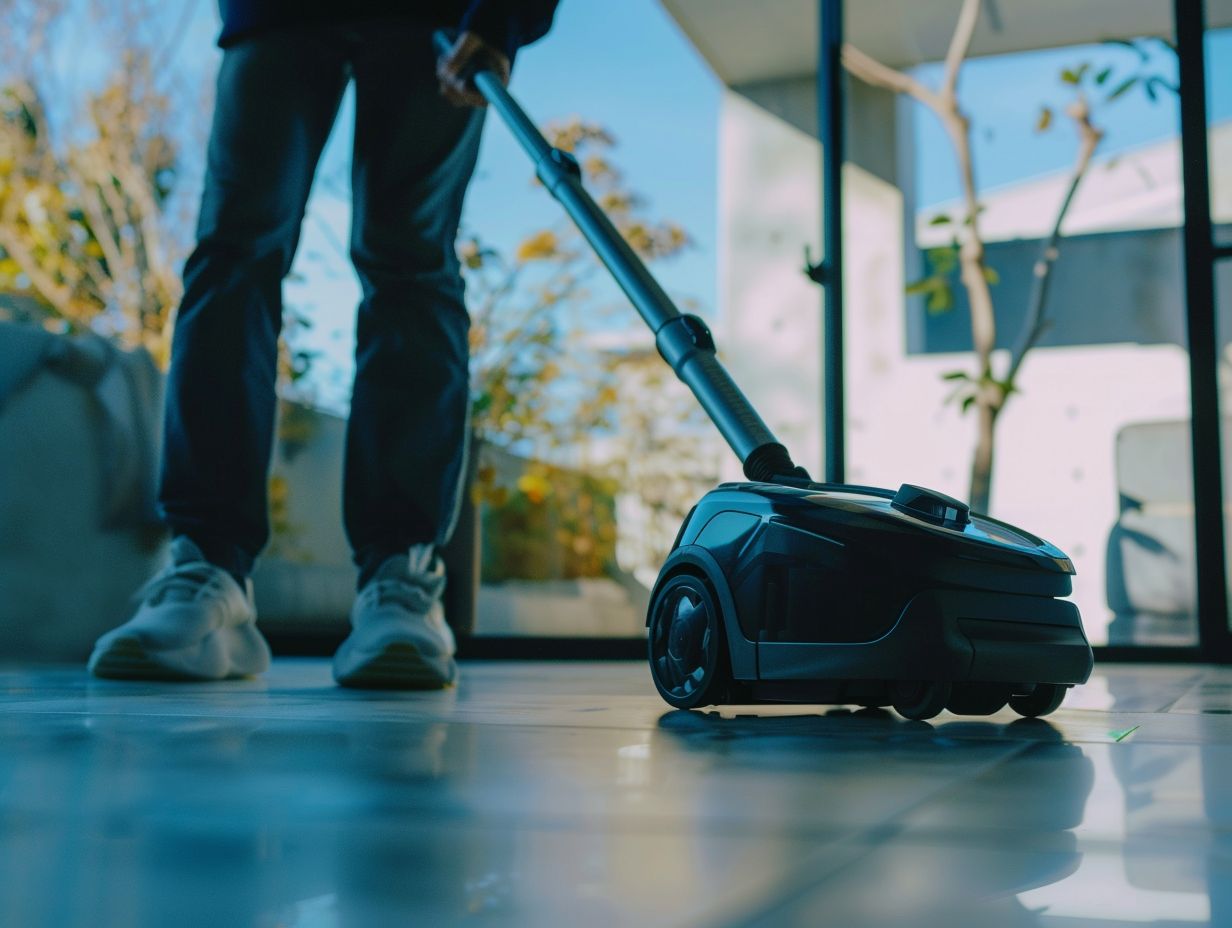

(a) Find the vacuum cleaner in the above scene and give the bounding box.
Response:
[434,32,1094,721]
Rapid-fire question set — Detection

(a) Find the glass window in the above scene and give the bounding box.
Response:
[1208,5,1232,249]
[841,0,1195,646]
[1218,265,1232,643]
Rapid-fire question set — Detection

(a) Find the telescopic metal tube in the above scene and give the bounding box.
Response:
[434,32,807,482]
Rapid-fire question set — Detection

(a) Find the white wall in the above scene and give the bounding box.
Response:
[717,89,824,480]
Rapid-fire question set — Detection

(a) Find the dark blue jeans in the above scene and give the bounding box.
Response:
[159,22,483,584]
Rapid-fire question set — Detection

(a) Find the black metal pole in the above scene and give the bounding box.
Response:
[432,32,808,483]
[819,0,845,483]
[1174,0,1230,661]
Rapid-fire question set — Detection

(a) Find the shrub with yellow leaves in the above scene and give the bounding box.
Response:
[0,0,325,555]
[461,116,707,581]
[0,2,187,364]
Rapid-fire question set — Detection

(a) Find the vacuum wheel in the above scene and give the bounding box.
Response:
[647,573,733,710]
[892,680,952,721]
[1009,684,1067,718]
[946,683,1009,716]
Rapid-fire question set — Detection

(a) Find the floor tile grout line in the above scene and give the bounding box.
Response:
[0,704,1194,744]
[0,706,1168,744]
[1155,670,1214,713]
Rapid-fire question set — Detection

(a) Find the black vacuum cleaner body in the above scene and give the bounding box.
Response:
[435,32,1094,720]
[649,482,1091,719]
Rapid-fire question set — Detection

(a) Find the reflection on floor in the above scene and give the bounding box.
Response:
[2,662,1230,927]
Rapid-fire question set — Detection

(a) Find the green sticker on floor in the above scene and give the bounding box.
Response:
[1109,726,1140,742]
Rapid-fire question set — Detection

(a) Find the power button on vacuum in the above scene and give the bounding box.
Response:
[891,484,971,529]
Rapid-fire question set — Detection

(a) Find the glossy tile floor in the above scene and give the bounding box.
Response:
[2,662,1230,927]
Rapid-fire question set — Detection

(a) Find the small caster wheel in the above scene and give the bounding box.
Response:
[648,573,732,710]
[946,683,1009,716]
[892,680,952,721]
[1009,683,1067,718]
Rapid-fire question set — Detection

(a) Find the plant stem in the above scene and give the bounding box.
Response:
[1004,96,1103,390]
[845,0,1001,509]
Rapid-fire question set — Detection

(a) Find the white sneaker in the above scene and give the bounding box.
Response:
[333,546,457,689]
[88,536,270,681]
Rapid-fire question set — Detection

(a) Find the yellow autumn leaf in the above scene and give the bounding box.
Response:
[517,472,553,504]
[583,155,615,182]
[600,192,631,213]
[458,238,484,269]
[515,230,558,261]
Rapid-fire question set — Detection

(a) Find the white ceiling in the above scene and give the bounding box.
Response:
[660,0,1232,86]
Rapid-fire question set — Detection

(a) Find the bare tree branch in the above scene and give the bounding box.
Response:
[942,0,983,100]
[841,43,942,112]
[0,196,79,322]
[75,164,130,286]
[1004,94,1104,388]
[846,0,1005,511]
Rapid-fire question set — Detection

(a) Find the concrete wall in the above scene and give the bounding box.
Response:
[717,89,825,480]
[0,368,166,660]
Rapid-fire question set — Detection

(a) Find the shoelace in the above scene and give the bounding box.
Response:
[368,576,439,614]
[136,562,228,606]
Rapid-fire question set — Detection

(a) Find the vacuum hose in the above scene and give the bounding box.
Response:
[434,31,810,484]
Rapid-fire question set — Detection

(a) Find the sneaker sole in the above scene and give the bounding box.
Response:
[89,637,214,681]
[88,632,267,682]
[334,642,456,690]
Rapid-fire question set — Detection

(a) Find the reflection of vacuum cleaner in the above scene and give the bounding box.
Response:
[655,711,1096,919]
[434,31,1093,720]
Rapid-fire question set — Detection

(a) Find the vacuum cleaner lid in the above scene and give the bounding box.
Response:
[734,480,1075,588]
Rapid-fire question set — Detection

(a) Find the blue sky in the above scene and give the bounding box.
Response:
[913,29,1232,207]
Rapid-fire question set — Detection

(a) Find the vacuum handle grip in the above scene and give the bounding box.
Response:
[434,30,554,164]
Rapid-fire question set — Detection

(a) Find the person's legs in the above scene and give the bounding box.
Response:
[342,24,484,587]
[333,24,484,688]
[91,29,350,681]
[159,29,350,579]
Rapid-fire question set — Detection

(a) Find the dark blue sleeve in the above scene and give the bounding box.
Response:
[458,0,560,58]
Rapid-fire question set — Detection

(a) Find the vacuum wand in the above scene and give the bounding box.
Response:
[433,31,808,483]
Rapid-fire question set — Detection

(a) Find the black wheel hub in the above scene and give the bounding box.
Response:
[650,578,716,703]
